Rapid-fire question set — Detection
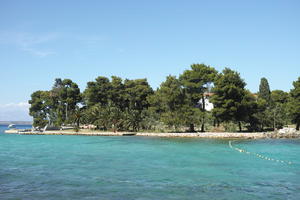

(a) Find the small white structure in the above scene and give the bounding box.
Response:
[204,98,214,111]
[198,93,214,111]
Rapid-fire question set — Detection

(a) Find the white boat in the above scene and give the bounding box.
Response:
[4,129,19,134]
[5,124,19,133]
[8,124,16,129]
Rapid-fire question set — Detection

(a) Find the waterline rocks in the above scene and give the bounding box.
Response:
[137,132,266,139]
[278,127,297,134]
[266,129,300,138]
[5,130,300,139]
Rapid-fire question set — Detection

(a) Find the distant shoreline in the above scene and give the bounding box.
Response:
[0,121,32,125]
[5,130,300,139]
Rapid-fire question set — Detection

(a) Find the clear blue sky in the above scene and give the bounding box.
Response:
[0,0,299,120]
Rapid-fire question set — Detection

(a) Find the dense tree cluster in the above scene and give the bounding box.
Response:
[29,78,81,128]
[29,64,300,132]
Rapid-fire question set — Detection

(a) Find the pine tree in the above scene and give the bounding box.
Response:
[179,64,217,132]
[258,77,271,102]
[148,75,186,130]
[288,77,300,130]
[210,68,247,132]
[255,77,273,130]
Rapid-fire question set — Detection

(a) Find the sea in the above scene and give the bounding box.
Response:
[1,125,300,199]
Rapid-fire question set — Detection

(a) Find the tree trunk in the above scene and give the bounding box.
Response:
[273,110,276,130]
[201,123,205,132]
[189,124,195,132]
[238,121,242,132]
[296,123,300,131]
[201,96,206,132]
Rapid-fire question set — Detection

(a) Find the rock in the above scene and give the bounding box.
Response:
[278,128,297,134]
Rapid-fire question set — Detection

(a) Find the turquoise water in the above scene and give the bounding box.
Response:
[1,125,300,199]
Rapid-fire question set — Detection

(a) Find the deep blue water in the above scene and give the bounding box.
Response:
[1,125,300,199]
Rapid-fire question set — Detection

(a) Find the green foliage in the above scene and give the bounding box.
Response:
[253,77,272,130]
[223,122,238,132]
[29,79,81,128]
[110,76,126,109]
[28,90,51,127]
[288,77,300,130]
[258,77,271,102]
[84,76,111,107]
[50,78,81,126]
[180,105,204,131]
[251,98,269,130]
[82,77,153,131]
[68,106,85,128]
[123,78,153,131]
[239,90,260,131]
[179,64,217,131]
[28,65,298,132]
[149,75,186,130]
[270,90,290,129]
[254,87,290,131]
[271,90,288,104]
[180,64,217,104]
[86,104,111,130]
[210,68,247,131]
[124,79,153,110]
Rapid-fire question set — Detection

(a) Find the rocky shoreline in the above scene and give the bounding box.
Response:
[6,129,300,139]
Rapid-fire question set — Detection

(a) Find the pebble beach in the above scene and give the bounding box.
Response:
[8,129,300,139]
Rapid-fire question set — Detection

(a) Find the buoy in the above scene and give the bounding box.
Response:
[229,141,293,165]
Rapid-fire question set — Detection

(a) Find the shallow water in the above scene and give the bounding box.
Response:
[1,125,300,199]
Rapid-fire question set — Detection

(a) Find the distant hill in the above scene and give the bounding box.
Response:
[0,121,32,125]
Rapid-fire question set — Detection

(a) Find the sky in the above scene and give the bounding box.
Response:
[0,0,299,121]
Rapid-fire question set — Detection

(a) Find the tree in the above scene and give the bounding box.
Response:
[83,77,153,131]
[270,90,289,129]
[83,76,111,107]
[29,79,81,128]
[179,64,217,132]
[50,78,81,125]
[68,105,85,129]
[210,68,247,131]
[29,91,50,128]
[124,78,153,131]
[110,76,126,109]
[240,90,261,131]
[288,77,300,130]
[258,77,271,102]
[87,104,111,130]
[254,77,274,130]
[251,98,269,131]
[149,75,186,130]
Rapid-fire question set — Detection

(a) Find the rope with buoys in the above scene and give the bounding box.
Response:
[229,141,292,165]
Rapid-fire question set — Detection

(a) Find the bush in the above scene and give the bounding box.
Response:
[223,122,237,132]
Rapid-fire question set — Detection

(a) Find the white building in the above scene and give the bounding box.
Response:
[198,93,214,111]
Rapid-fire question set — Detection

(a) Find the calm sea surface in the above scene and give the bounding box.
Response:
[1,125,300,200]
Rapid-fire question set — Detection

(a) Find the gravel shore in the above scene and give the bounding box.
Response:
[12,130,300,139]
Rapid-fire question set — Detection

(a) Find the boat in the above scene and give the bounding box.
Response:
[4,124,18,133]
[4,129,19,134]
[8,124,16,129]
[122,132,137,136]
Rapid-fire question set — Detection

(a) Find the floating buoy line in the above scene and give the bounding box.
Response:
[229,141,293,165]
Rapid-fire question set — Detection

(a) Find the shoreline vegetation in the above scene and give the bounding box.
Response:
[28,64,300,133]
